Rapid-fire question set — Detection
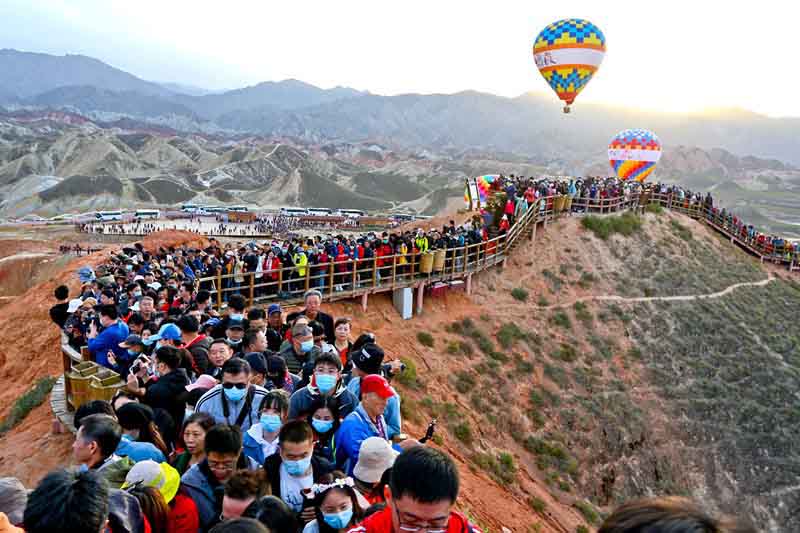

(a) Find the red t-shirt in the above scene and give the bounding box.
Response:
[347,505,481,533]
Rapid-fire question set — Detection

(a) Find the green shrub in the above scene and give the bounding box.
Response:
[472,451,516,484]
[581,212,643,239]
[544,364,570,389]
[497,322,527,349]
[530,389,545,407]
[537,295,550,306]
[550,311,572,330]
[488,350,509,363]
[511,287,529,301]
[573,302,593,325]
[432,434,444,445]
[453,422,473,445]
[516,359,535,373]
[552,343,578,363]
[577,526,590,533]
[670,219,693,241]
[395,358,419,388]
[454,371,476,393]
[0,376,57,436]
[399,397,422,424]
[529,496,547,514]
[578,272,596,289]
[417,331,434,347]
[645,203,664,215]
[574,501,599,524]
[528,408,546,428]
[446,341,460,354]
[459,341,474,356]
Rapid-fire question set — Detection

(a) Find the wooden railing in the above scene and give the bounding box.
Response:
[189,191,798,309]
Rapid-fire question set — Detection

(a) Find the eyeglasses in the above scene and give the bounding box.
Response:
[392,502,448,533]
[222,382,247,390]
[207,460,236,471]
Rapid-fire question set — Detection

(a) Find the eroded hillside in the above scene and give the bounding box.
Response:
[0,210,797,532]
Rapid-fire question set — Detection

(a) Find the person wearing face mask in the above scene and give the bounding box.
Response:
[115,402,169,463]
[263,421,333,525]
[195,358,270,433]
[110,334,145,377]
[304,396,341,465]
[211,294,248,339]
[303,475,364,533]
[243,390,289,464]
[288,353,358,421]
[225,319,247,356]
[281,324,316,376]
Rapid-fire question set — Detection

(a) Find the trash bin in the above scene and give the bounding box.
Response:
[66,361,98,409]
[419,252,434,274]
[87,369,124,403]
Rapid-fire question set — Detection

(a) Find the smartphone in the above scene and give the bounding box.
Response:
[419,418,437,444]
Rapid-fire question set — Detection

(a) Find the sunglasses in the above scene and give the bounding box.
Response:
[222,382,247,390]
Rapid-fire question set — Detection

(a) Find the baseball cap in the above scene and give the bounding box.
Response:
[143,323,182,345]
[245,352,268,375]
[227,318,245,331]
[351,343,385,375]
[267,303,282,316]
[122,460,180,504]
[67,298,83,313]
[361,374,394,399]
[353,437,399,484]
[202,317,221,329]
[119,334,144,349]
[186,374,218,391]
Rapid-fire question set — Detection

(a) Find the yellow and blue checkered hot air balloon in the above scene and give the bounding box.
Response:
[533,18,606,113]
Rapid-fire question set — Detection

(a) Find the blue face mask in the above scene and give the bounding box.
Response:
[312,418,334,434]
[323,508,353,530]
[260,413,282,433]
[155,341,164,351]
[283,455,312,477]
[127,349,139,357]
[224,386,247,403]
[315,373,337,393]
[230,313,244,321]
[300,340,314,353]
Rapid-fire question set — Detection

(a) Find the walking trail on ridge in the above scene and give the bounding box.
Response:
[538,274,775,309]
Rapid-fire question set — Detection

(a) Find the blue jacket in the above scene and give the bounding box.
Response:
[334,404,401,475]
[88,320,129,368]
[115,434,166,463]
[346,377,401,439]
[287,383,359,420]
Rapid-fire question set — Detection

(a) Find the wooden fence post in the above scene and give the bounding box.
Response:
[249,272,255,307]
[216,270,222,309]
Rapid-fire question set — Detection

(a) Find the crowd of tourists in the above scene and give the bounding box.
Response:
[27,246,756,533]
[0,173,775,533]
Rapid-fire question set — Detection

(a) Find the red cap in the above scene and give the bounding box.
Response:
[361,374,394,399]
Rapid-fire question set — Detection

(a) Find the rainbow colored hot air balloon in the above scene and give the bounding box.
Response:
[608,129,662,182]
[533,18,606,113]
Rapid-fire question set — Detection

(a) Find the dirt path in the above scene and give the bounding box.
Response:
[539,274,775,309]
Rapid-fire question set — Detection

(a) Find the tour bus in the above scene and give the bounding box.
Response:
[393,213,416,222]
[336,209,366,218]
[181,203,199,213]
[307,207,333,217]
[280,207,309,217]
[228,205,249,212]
[134,209,160,220]
[95,210,123,222]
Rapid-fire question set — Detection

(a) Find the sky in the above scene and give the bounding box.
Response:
[1,0,798,117]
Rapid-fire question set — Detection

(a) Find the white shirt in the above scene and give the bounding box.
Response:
[246,424,280,459]
[280,463,313,513]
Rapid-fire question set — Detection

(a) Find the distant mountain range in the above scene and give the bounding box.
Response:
[2,48,800,167]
